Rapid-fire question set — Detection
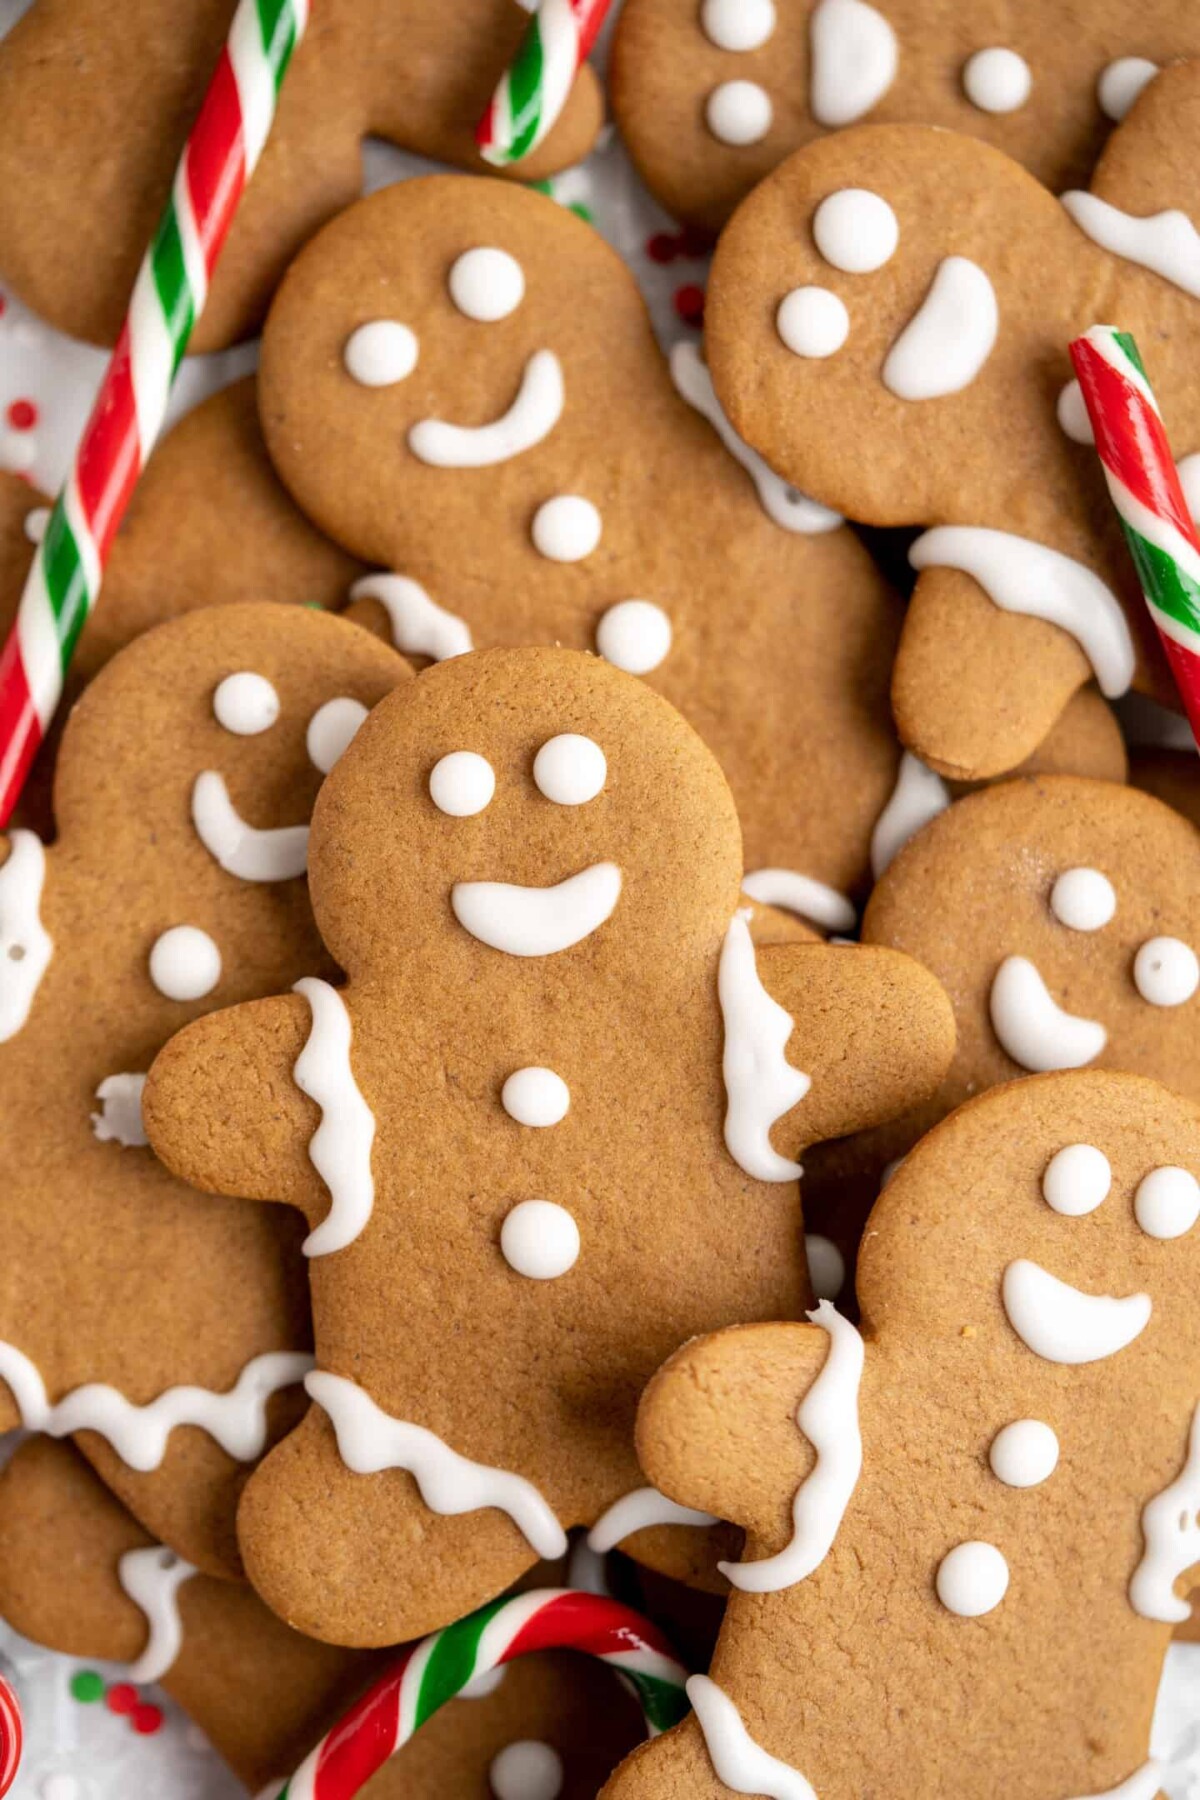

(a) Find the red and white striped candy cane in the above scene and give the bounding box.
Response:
[0,1673,21,1795]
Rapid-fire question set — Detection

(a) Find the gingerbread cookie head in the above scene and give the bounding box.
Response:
[604,1068,1200,1799]
[145,644,955,1645]
[0,602,409,1579]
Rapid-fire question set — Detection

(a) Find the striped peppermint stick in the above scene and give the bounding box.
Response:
[475,0,611,167]
[0,0,308,827]
[1069,325,1200,744]
[275,1588,690,1800]
[0,1674,20,1796]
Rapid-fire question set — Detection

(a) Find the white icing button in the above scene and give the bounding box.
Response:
[805,1232,846,1301]
[531,496,602,563]
[307,697,369,774]
[705,79,774,145]
[533,734,606,806]
[701,0,776,51]
[149,926,221,1001]
[1049,867,1116,931]
[1042,1143,1111,1217]
[989,1419,1059,1488]
[344,320,419,387]
[1134,1166,1200,1240]
[212,671,279,736]
[1098,57,1159,123]
[962,47,1032,114]
[500,1201,580,1280]
[448,247,526,322]
[813,188,898,273]
[429,751,495,818]
[1133,936,1199,1007]
[489,1740,564,1800]
[776,286,849,358]
[1057,380,1095,445]
[935,1541,1009,1616]
[595,599,672,674]
[502,1067,570,1128]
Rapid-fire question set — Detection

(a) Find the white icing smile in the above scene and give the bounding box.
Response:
[989,955,1107,1072]
[408,350,564,468]
[451,863,622,957]
[1002,1259,1151,1364]
[191,772,309,882]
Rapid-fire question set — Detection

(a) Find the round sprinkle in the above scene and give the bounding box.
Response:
[500,1201,581,1280]
[701,0,776,51]
[343,319,419,387]
[962,47,1032,114]
[502,1067,570,1128]
[776,286,849,358]
[149,926,221,1002]
[1134,1166,1200,1240]
[1049,867,1116,932]
[596,599,672,674]
[70,1670,105,1704]
[531,495,602,563]
[533,734,607,806]
[935,1541,1010,1617]
[212,671,279,736]
[490,1740,564,1800]
[1098,57,1158,122]
[812,188,899,274]
[429,751,495,818]
[705,79,774,146]
[805,1232,846,1301]
[448,247,526,322]
[1042,1143,1111,1216]
[307,697,368,774]
[989,1419,1059,1488]
[1134,936,1199,1007]
[1057,380,1095,445]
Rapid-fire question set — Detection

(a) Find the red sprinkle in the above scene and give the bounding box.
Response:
[673,284,706,328]
[106,1683,137,1716]
[132,1703,164,1735]
[679,224,715,259]
[0,294,7,318]
[646,232,679,265]
[6,399,37,432]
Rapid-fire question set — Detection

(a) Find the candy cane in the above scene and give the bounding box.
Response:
[0,0,309,827]
[0,1673,21,1796]
[475,0,611,167]
[1069,325,1200,746]
[275,1589,690,1800]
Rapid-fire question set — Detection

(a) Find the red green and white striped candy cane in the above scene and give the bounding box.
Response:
[0,0,308,827]
[476,0,611,167]
[273,1588,690,1800]
[1069,324,1200,746]
[0,1673,20,1796]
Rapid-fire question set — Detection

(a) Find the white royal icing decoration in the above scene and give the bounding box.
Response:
[701,0,776,52]
[1098,57,1160,123]
[23,506,49,544]
[448,247,525,323]
[688,1675,817,1800]
[806,1233,846,1300]
[909,527,1136,697]
[718,912,809,1181]
[1050,868,1116,931]
[1066,1764,1165,1800]
[777,286,849,358]
[1061,194,1200,300]
[533,735,607,806]
[1134,937,1199,1006]
[118,1546,198,1684]
[669,343,842,533]
[962,47,1031,113]
[307,698,368,775]
[989,1419,1059,1488]
[1134,1166,1200,1240]
[989,955,1106,1071]
[722,1301,863,1592]
[742,867,856,933]
[344,320,419,386]
[596,599,674,674]
[409,351,564,468]
[0,830,53,1042]
[813,188,898,273]
[1042,1143,1111,1216]
[809,0,898,128]
[500,1200,580,1280]
[191,772,309,882]
[1058,380,1096,445]
[1001,1259,1151,1364]
[91,1073,148,1147]
[869,752,950,878]
[882,258,998,399]
[935,1541,1009,1616]
[452,864,621,957]
[706,79,773,146]
[501,1067,570,1127]
[1130,1401,1200,1622]
[587,1486,717,1553]
[489,1741,563,1800]
[212,671,279,735]
[148,925,221,1002]
[306,1370,568,1557]
[531,495,602,563]
[0,1343,312,1470]
[350,574,473,662]
[430,751,496,817]
[293,977,376,1258]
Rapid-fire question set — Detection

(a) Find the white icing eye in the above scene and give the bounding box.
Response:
[1042,1143,1111,1216]
[1098,57,1158,122]
[989,1420,1059,1488]
[1056,380,1095,445]
[343,320,419,387]
[531,495,602,563]
[149,926,221,1001]
[502,1067,570,1127]
[429,751,495,817]
[705,79,773,145]
[307,697,369,774]
[935,1541,1009,1616]
[813,188,898,273]
[1134,936,1199,1007]
[805,1232,846,1300]
[776,286,849,358]
[500,1201,580,1280]
[595,599,672,674]
[962,47,1032,114]
[1049,867,1116,931]
[448,247,525,322]
[212,671,279,736]
[1135,1166,1200,1240]
[533,734,607,806]
[701,0,776,51]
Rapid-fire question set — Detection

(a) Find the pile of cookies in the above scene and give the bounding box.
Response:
[1,2,1200,1794]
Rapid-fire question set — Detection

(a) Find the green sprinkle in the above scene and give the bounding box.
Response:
[568,202,594,224]
[71,1669,105,1703]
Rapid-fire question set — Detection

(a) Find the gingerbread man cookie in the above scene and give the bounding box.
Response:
[145,645,955,1644]
[0,0,602,350]
[602,1068,1200,1800]
[0,601,407,1578]
[704,62,1200,780]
